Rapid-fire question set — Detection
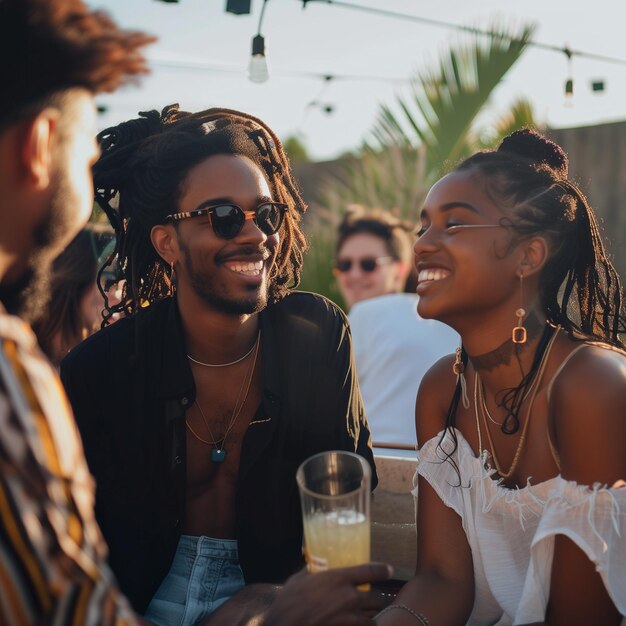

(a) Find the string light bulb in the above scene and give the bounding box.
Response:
[248,0,270,83]
[564,46,574,107]
[248,34,269,83]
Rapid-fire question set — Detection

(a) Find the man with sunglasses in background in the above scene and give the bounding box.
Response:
[333,207,457,448]
[61,106,379,626]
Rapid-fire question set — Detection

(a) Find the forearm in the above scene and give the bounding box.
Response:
[376,572,473,626]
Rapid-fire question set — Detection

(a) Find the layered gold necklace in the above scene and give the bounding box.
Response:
[186,332,260,463]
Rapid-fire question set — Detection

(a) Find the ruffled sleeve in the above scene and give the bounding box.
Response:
[516,478,626,623]
[413,431,463,514]
[412,431,494,517]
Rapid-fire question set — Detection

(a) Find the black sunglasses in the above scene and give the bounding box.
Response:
[334,256,395,273]
[166,201,287,240]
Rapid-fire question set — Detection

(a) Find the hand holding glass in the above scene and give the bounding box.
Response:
[296,451,371,575]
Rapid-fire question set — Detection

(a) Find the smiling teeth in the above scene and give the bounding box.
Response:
[228,260,264,276]
[418,269,450,283]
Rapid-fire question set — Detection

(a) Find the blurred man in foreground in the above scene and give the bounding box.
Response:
[0,0,151,621]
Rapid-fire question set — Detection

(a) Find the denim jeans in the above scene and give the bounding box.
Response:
[143,534,245,626]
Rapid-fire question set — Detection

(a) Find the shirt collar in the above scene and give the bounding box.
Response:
[157,296,195,400]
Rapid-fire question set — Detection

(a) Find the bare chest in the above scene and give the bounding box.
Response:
[183,359,263,537]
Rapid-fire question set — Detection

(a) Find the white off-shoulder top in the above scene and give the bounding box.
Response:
[413,430,626,626]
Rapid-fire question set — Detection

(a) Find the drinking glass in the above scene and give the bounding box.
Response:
[296,450,371,574]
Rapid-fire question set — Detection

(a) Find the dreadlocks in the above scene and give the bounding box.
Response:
[93,104,308,323]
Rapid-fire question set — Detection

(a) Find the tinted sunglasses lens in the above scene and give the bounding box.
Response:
[335,260,352,272]
[257,203,284,235]
[360,259,378,272]
[211,205,245,239]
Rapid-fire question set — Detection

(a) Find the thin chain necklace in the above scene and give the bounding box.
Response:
[475,374,535,428]
[187,333,259,368]
[474,326,560,480]
[185,332,260,463]
[475,377,504,427]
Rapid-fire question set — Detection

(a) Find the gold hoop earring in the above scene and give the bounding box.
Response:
[512,272,527,344]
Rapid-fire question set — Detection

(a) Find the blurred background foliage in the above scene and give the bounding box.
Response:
[292,23,539,306]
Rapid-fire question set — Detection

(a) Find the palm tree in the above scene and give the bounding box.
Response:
[298,23,538,303]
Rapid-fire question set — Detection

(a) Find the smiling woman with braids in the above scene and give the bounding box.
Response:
[376,129,626,626]
[60,105,378,625]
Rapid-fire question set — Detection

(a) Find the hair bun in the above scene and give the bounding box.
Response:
[498,128,568,178]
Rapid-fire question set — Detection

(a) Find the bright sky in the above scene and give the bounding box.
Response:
[90,0,626,161]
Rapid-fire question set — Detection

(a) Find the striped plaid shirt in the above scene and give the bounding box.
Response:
[0,308,137,625]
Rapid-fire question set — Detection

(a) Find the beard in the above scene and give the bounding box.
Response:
[0,268,45,322]
[0,168,82,324]
[178,239,270,315]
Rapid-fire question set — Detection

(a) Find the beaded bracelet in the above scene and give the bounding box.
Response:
[376,604,430,625]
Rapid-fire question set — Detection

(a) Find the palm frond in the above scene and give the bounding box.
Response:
[375,23,536,177]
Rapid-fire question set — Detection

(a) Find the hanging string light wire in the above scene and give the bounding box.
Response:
[302,0,626,67]
[150,58,410,84]
[297,75,335,136]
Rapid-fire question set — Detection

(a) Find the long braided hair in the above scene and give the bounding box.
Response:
[439,129,626,476]
[93,104,308,323]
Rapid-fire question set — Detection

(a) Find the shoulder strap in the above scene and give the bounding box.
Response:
[545,343,590,471]
[546,344,589,405]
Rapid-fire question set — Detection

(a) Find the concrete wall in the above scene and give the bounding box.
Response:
[371,455,417,581]
[549,121,626,280]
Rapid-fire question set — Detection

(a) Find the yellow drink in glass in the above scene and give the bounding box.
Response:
[303,509,370,571]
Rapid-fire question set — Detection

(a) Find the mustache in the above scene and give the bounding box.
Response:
[217,246,273,263]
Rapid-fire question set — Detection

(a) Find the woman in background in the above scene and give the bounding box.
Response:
[34,224,114,366]
[377,129,626,625]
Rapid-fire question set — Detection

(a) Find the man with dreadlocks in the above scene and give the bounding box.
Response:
[60,104,379,625]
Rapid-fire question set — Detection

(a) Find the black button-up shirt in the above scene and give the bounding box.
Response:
[61,291,377,613]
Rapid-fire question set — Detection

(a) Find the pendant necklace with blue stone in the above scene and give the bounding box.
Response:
[186,332,260,463]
